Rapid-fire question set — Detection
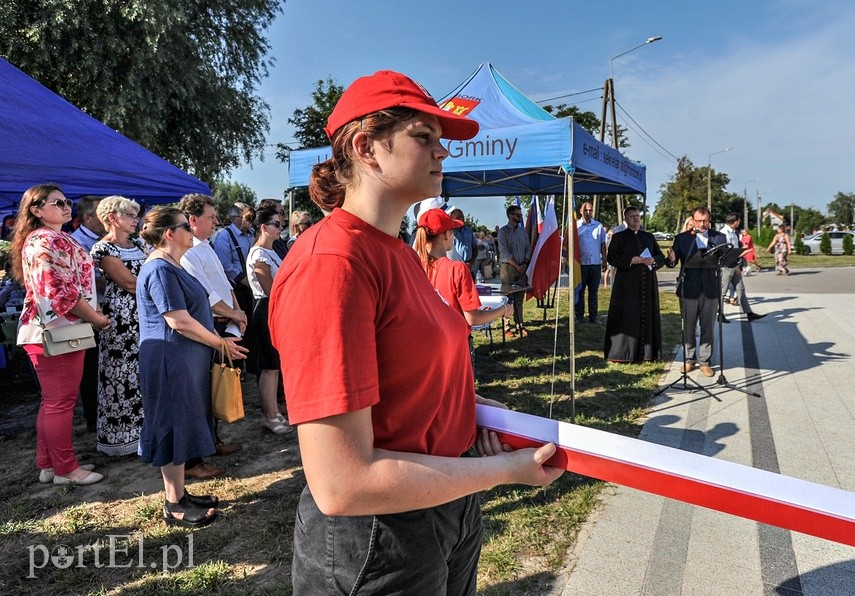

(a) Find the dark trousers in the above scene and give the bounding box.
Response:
[575,264,602,321]
[292,487,482,595]
[499,263,527,327]
[232,285,258,375]
[78,341,99,430]
[680,294,718,365]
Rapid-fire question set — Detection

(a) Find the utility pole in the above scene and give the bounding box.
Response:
[756,191,761,240]
[598,36,662,225]
[596,78,620,222]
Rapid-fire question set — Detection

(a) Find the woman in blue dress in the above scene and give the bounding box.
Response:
[136,207,247,528]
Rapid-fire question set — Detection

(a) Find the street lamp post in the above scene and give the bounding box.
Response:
[707,147,733,214]
[743,178,759,231]
[599,36,662,223]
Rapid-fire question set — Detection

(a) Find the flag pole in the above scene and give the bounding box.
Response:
[566,174,576,424]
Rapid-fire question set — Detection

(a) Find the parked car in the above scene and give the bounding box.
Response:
[801,231,854,255]
[652,232,674,241]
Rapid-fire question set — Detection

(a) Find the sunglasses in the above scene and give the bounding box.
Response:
[297,221,312,227]
[169,222,193,233]
[43,199,74,209]
[265,221,282,228]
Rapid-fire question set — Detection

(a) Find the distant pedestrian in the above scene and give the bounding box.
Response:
[765,225,791,275]
[741,229,759,274]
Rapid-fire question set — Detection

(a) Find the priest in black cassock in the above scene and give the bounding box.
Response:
[604,206,666,362]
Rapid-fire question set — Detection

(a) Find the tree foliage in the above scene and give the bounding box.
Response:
[820,231,832,255]
[827,192,855,226]
[650,156,743,233]
[212,181,257,224]
[275,77,344,219]
[843,233,854,256]
[794,207,825,235]
[0,0,281,184]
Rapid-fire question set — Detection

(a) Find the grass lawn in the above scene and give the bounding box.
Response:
[0,287,681,595]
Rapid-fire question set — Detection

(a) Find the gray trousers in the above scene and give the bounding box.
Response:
[720,266,753,314]
[681,294,718,365]
[292,487,482,595]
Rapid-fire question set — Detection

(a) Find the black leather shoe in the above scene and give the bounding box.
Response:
[718,316,730,323]
[747,312,767,322]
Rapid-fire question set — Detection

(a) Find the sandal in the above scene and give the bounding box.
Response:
[163,495,217,528]
[262,417,295,435]
[184,489,219,509]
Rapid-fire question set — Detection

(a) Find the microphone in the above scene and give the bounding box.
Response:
[690,226,698,236]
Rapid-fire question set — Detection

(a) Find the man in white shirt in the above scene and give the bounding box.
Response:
[178,194,246,476]
[70,195,105,433]
[575,202,607,323]
[719,213,766,323]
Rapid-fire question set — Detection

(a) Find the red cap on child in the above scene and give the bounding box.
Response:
[418,208,464,236]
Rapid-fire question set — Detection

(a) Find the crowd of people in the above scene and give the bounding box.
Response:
[5,184,317,524]
[3,67,791,589]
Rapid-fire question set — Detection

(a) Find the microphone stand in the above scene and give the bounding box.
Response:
[655,258,719,400]
[713,245,761,398]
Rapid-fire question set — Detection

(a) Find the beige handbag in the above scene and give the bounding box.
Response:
[211,338,244,422]
[42,322,96,356]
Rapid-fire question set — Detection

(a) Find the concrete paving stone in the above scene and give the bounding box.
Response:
[688,507,760,567]
[790,533,855,573]
[681,561,765,596]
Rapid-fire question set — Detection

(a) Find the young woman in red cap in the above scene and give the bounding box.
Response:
[414,207,510,326]
[269,70,562,594]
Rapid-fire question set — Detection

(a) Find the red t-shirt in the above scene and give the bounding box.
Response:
[427,257,482,319]
[269,208,476,457]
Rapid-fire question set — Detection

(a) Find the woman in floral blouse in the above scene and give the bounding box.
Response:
[11,184,111,486]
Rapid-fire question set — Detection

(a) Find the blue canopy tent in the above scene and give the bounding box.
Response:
[0,57,210,215]
[287,62,646,198]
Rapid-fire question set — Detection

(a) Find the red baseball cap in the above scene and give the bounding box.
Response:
[418,208,464,236]
[324,70,480,141]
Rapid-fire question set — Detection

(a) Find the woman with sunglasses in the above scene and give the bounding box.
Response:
[90,196,148,457]
[11,184,110,485]
[268,70,562,594]
[137,206,247,527]
[246,206,291,435]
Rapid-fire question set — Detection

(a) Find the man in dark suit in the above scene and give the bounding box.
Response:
[666,206,726,377]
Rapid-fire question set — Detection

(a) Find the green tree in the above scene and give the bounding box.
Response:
[795,207,825,235]
[827,192,855,226]
[650,157,704,233]
[843,233,854,256]
[793,234,805,255]
[212,181,257,224]
[276,77,344,219]
[0,0,281,184]
[820,231,832,255]
[542,104,601,136]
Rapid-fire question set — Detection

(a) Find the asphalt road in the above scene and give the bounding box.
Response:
[656,265,855,295]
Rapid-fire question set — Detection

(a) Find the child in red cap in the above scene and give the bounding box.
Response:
[269,70,562,595]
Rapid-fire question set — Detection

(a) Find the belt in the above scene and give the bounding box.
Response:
[214,316,230,324]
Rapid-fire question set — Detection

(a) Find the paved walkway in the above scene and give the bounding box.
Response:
[556,267,855,595]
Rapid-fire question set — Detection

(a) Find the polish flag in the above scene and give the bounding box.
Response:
[525,195,542,255]
[527,196,561,301]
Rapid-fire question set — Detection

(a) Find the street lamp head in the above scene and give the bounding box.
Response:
[610,36,664,79]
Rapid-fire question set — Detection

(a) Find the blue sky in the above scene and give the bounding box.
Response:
[230,0,855,229]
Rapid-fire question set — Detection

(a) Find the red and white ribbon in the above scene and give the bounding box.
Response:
[477,405,855,547]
